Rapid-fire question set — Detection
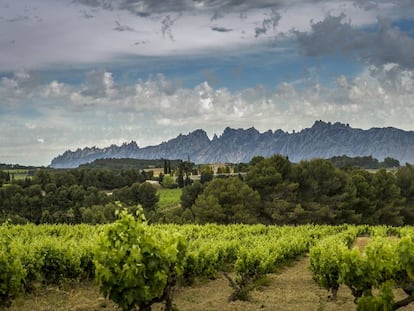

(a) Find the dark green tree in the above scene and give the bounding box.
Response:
[180,182,204,210]
[138,182,159,214]
[370,169,404,225]
[177,173,184,188]
[192,178,260,224]
[382,157,400,168]
[294,159,359,224]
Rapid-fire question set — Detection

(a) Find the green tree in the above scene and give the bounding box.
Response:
[382,157,400,168]
[177,173,184,188]
[246,154,292,199]
[199,165,214,184]
[32,170,53,189]
[371,169,404,225]
[294,159,359,224]
[180,182,204,210]
[193,178,260,224]
[161,175,177,189]
[396,164,414,224]
[138,183,159,218]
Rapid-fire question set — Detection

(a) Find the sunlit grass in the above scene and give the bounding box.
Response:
[158,188,182,209]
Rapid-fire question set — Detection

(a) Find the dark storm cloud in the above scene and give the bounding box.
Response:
[211,26,233,32]
[73,0,325,16]
[255,9,281,38]
[210,10,225,21]
[352,0,379,10]
[353,0,414,11]
[73,0,114,10]
[294,14,414,69]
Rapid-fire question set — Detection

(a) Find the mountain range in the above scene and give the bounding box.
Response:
[49,120,414,168]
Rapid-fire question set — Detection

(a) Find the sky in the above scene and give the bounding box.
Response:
[1,0,414,166]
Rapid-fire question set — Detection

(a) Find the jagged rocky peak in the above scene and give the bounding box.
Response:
[274,129,286,136]
[122,141,139,148]
[49,121,414,168]
[222,126,236,136]
[188,129,210,140]
[311,120,332,128]
[170,129,210,144]
[311,120,350,129]
[221,126,260,138]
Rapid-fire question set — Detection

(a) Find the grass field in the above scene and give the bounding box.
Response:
[158,188,182,209]
[4,169,31,180]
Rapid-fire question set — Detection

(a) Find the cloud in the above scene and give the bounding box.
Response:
[80,71,116,98]
[0,70,36,105]
[210,10,225,21]
[6,15,30,23]
[2,65,414,165]
[80,10,95,19]
[113,20,135,31]
[73,0,333,17]
[211,26,233,32]
[74,0,272,16]
[161,15,179,41]
[294,14,414,69]
[2,0,403,72]
[74,0,114,10]
[43,81,69,98]
[255,9,281,38]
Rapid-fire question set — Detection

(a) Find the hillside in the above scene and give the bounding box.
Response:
[49,121,414,168]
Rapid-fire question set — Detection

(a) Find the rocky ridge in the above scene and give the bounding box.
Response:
[49,121,414,168]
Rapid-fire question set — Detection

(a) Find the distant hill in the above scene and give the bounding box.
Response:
[49,121,414,168]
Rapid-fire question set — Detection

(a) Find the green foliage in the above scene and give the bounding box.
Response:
[0,245,25,308]
[137,182,159,212]
[94,209,187,311]
[180,182,203,210]
[310,236,349,298]
[79,203,118,224]
[162,175,178,189]
[329,155,400,169]
[200,172,213,184]
[176,173,184,188]
[193,178,260,224]
[310,228,414,310]
[37,240,82,285]
[79,158,182,171]
[246,154,291,198]
[356,281,395,311]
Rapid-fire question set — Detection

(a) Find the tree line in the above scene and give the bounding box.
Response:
[172,155,414,226]
[0,168,158,224]
[1,155,414,226]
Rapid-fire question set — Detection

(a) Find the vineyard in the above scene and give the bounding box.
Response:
[1,215,414,310]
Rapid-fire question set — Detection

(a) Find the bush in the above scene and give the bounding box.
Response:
[0,246,26,308]
[94,209,186,311]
